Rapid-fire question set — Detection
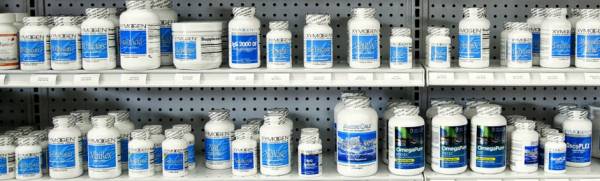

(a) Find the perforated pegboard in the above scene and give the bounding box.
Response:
[0,88,35,131]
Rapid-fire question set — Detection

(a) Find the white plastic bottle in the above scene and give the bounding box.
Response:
[15,136,41,180]
[50,16,81,70]
[544,133,567,173]
[87,115,121,179]
[128,129,154,178]
[575,9,600,68]
[120,0,161,70]
[507,22,533,68]
[109,110,134,170]
[528,8,545,66]
[388,105,425,175]
[266,21,292,69]
[162,128,187,177]
[298,128,322,177]
[81,8,116,70]
[425,98,455,164]
[553,103,577,130]
[348,8,380,68]
[470,104,507,173]
[383,100,413,164]
[71,110,92,170]
[539,128,559,168]
[540,8,572,68]
[171,21,223,69]
[228,7,260,69]
[458,8,490,68]
[0,13,18,70]
[510,120,539,173]
[334,90,367,126]
[204,109,234,169]
[427,27,451,68]
[28,130,47,174]
[500,22,516,66]
[19,17,50,70]
[563,108,592,167]
[142,125,165,172]
[172,124,195,170]
[431,104,468,174]
[0,135,15,180]
[336,96,378,177]
[267,108,294,134]
[260,114,292,176]
[304,14,333,68]
[152,0,177,66]
[48,115,82,178]
[390,27,413,69]
[231,129,257,176]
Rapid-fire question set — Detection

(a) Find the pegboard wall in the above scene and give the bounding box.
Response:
[0,88,34,130]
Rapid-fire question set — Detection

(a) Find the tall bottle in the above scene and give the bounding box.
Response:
[0,135,15,180]
[48,115,83,178]
[71,110,92,171]
[260,114,292,176]
[575,9,600,68]
[553,103,577,130]
[563,108,592,167]
[431,104,468,174]
[458,8,490,68]
[109,110,134,170]
[540,8,571,68]
[390,27,413,69]
[570,9,582,63]
[161,128,187,177]
[120,0,161,70]
[19,17,50,70]
[50,16,81,70]
[204,109,234,169]
[527,8,545,66]
[87,115,121,179]
[152,0,177,66]
[500,22,516,66]
[304,14,333,68]
[470,104,507,173]
[388,105,425,175]
[0,13,18,70]
[544,133,567,173]
[15,136,42,180]
[81,8,117,70]
[348,8,380,68]
[298,128,322,177]
[228,7,260,69]
[507,22,533,68]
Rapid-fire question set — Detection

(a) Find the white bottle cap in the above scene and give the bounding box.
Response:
[232,7,255,16]
[514,120,535,130]
[209,108,230,121]
[437,104,463,115]
[52,115,76,127]
[269,21,288,30]
[475,104,502,115]
[108,110,129,122]
[143,125,163,135]
[131,129,150,139]
[391,27,411,36]
[91,115,116,127]
[306,14,330,25]
[17,135,39,146]
[165,128,184,139]
[0,135,14,146]
[393,105,419,116]
[172,124,192,133]
[0,13,16,23]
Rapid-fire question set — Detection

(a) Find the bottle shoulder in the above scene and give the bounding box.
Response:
[15,145,42,153]
[266,30,292,39]
[82,19,115,28]
[304,24,333,33]
[389,115,425,127]
[120,10,160,24]
[20,26,50,34]
[541,18,571,29]
[471,115,507,126]
[49,127,82,137]
[205,120,235,131]
[229,17,260,28]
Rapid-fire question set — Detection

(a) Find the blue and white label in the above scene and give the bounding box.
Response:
[160,27,173,54]
[82,139,87,164]
[305,39,332,63]
[551,35,571,57]
[458,34,482,59]
[128,152,149,170]
[230,34,259,64]
[50,39,77,61]
[82,34,108,59]
[430,45,448,63]
[475,126,506,168]
[538,143,544,166]
[548,152,566,171]
[439,125,467,168]
[565,135,591,163]
[19,41,45,62]
[233,152,254,170]
[261,142,290,166]
[48,143,76,168]
[88,144,117,169]
[511,43,533,62]
[120,30,147,55]
[163,152,184,171]
[154,147,162,165]
[205,138,231,161]
[120,139,128,163]
[174,41,196,60]
[533,32,541,54]
[337,131,377,165]
[300,154,320,175]
[0,156,6,175]
[187,144,195,165]
[394,126,424,169]
[524,145,538,165]
[41,149,47,170]
[17,155,40,176]
[351,35,379,60]
[267,42,291,63]
[390,46,410,65]
[576,34,600,58]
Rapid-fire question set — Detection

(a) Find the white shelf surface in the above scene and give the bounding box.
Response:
[0,65,424,87]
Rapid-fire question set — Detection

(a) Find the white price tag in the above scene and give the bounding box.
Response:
[264,73,290,84]
[584,73,600,83]
[73,74,100,86]
[429,72,454,83]
[121,74,147,85]
[505,73,531,83]
[540,73,566,83]
[542,179,569,181]
[384,73,410,82]
[174,74,201,85]
[468,73,494,82]
[30,74,57,86]
[306,73,332,83]
[348,73,373,81]
[229,73,255,84]
[0,74,5,85]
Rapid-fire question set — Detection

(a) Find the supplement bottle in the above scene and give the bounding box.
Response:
[228,7,260,69]
[538,128,559,168]
[336,96,378,177]
[204,109,234,169]
[19,17,50,70]
[266,21,292,69]
[470,104,507,173]
[563,108,592,167]
[13,13,28,30]
[152,0,177,66]
[427,27,451,68]
[260,114,292,176]
[382,100,413,164]
[540,8,571,68]
[109,110,134,170]
[28,130,47,174]
[266,108,294,134]
[389,27,413,69]
[15,136,41,180]
[142,125,165,172]
[527,8,545,65]
[575,9,600,68]
[334,90,367,127]
[553,103,577,130]
[431,104,468,174]
[298,128,322,177]
[348,8,381,68]
[507,22,533,68]
[544,133,567,173]
[424,27,435,66]
[388,105,425,175]
[232,129,257,176]
[458,8,490,68]
[500,22,517,66]
[425,98,455,163]
[81,8,116,70]
[120,0,161,70]
[172,124,195,170]
[162,128,187,177]
[48,115,82,178]
[0,135,15,179]
[304,14,333,68]
[87,115,121,178]
[0,13,18,70]
[172,21,223,70]
[463,99,489,120]
[50,16,81,70]
[128,129,154,178]
[510,120,538,173]
[71,110,92,170]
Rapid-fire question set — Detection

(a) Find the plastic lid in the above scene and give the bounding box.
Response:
[0,13,16,23]
[172,21,223,32]
[143,125,163,134]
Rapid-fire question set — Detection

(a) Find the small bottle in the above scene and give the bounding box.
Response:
[427,27,451,68]
[304,14,333,68]
[0,135,15,180]
[348,8,381,69]
[500,22,517,66]
[298,128,322,177]
[109,110,134,170]
[0,13,18,70]
[389,27,413,69]
[458,8,490,68]
[575,9,600,68]
[19,17,50,70]
[260,114,292,176]
[540,8,571,68]
[152,0,177,66]
[266,21,292,69]
[563,108,592,167]
[161,128,187,177]
[87,115,121,179]
[510,120,539,173]
[28,130,47,174]
[119,0,161,70]
[527,8,545,66]
[538,128,559,168]
[71,110,92,170]
[128,129,154,178]
[13,13,28,30]
[15,136,42,180]
[231,129,257,176]
[142,125,165,172]
[388,105,425,175]
[81,8,117,70]
[507,22,533,68]
[204,109,234,169]
[228,7,261,69]
[50,16,81,70]
[431,104,468,174]
[470,104,507,174]
[172,124,195,170]
[544,133,567,173]
[48,115,82,178]
[552,103,577,130]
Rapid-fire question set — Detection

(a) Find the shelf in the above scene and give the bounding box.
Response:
[0,65,425,88]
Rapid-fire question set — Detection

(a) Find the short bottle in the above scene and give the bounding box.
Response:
[81,8,117,70]
[172,124,195,170]
[544,133,567,173]
[540,8,572,68]
[266,21,292,69]
[500,22,517,66]
[109,110,134,170]
[538,128,559,168]
[304,14,333,68]
[575,9,600,68]
[15,136,42,180]
[142,124,165,172]
[0,135,15,180]
[348,8,381,69]
[50,16,82,70]
[458,8,491,68]
[28,130,48,174]
[0,13,18,70]
[527,8,545,66]
[119,0,161,70]
[470,104,507,174]
[388,105,425,175]
[48,115,83,178]
[505,115,526,164]
[298,128,322,177]
[552,103,577,130]
[427,27,451,68]
[231,129,257,176]
[128,129,154,178]
[563,108,592,167]
[204,109,234,169]
[87,115,121,179]
[19,17,51,70]
[71,110,92,170]
[431,104,468,174]
[228,7,261,69]
[260,114,292,176]
[507,22,533,68]
[510,120,539,173]
[171,21,223,69]
[162,128,187,177]
[389,27,413,69]
[152,0,177,66]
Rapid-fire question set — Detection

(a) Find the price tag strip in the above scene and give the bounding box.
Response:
[73,74,100,86]
[121,74,147,86]
[229,73,255,84]
[30,74,57,86]
[174,74,201,85]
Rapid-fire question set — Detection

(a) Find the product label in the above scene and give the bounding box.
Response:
[337,131,377,164]
[0,34,18,65]
[160,27,173,54]
[394,126,424,169]
[163,152,184,171]
[533,32,541,53]
[524,145,538,165]
[305,39,333,63]
[120,30,147,55]
[88,144,117,168]
[48,143,76,168]
[41,148,48,170]
[439,125,467,168]
[261,142,290,166]
[551,35,571,57]
[430,45,448,63]
[0,154,11,175]
[187,144,195,164]
[390,44,410,65]
[565,135,591,163]
[475,125,506,168]
[230,34,259,64]
[549,152,566,170]
[120,138,128,163]
[82,138,88,164]
[511,43,533,62]
[82,34,108,59]
[267,42,291,63]
[128,152,149,170]
[576,34,600,58]
[17,154,40,176]
[233,152,254,170]
[19,41,45,62]
[174,41,196,60]
[205,137,231,161]
[538,143,544,166]
[154,147,162,164]
[300,153,320,175]
[351,34,379,61]
[458,34,482,59]
[50,39,77,62]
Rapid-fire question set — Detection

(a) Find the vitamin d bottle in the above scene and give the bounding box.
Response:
[228,7,260,69]
[15,136,41,180]
[390,27,413,69]
[81,8,116,70]
[0,135,15,180]
[575,9,600,68]
[152,0,177,66]
[266,21,292,69]
[128,129,154,178]
[298,128,322,177]
[470,104,507,174]
[142,125,165,172]
[87,115,121,179]
[260,114,292,176]
[458,8,490,68]
[427,27,451,68]
[50,16,81,70]
[120,0,161,70]
[0,13,18,70]
[507,22,533,68]
[304,14,333,68]
[172,124,195,170]
[510,120,538,173]
[527,8,545,65]
[71,110,92,170]
[553,103,577,130]
[48,115,82,178]
[388,105,425,175]
[204,109,234,169]
[500,22,516,66]
[431,104,468,174]
[544,133,567,173]
[336,96,378,177]
[232,129,257,176]
[162,128,187,177]
[540,8,571,68]
[348,8,380,68]
[19,17,50,70]
[563,108,592,167]
[109,110,134,170]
